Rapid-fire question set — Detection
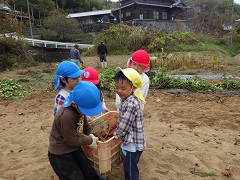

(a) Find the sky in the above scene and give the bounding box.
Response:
[235,0,240,4]
[111,0,240,4]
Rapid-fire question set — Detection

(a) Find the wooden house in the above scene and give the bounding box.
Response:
[66,0,189,32]
[113,0,187,22]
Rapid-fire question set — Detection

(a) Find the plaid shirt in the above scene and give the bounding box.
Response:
[115,94,146,150]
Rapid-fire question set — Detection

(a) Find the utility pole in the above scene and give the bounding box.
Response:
[31,7,34,26]
[12,0,16,21]
[26,0,33,40]
[119,0,122,23]
[12,0,15,11]
[39,11,41,26]
[56,0,59,9]
[230,0,234,56]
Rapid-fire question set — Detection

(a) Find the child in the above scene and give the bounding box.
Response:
[82,67,109,119]
[53,61,84,116]
[48,81,105,180]
[114,67,146,180]
[116,49,150,111]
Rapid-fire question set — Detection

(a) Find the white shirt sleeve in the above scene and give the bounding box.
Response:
[140,73,150,99]
[115,94,121,112]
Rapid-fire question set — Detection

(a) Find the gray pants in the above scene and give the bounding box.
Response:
[70,59,79,65]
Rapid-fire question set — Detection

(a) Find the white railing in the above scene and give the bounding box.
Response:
[0,32,94,49]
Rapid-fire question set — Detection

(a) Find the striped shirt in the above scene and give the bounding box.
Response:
[115,94,146,151]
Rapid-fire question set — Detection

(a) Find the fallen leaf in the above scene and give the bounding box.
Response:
[223,165,233,177]
[194,132,200,137]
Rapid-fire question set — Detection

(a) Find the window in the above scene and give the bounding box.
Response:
[162,12,167,20]
[126,11,131,17]
[153,11,159,19]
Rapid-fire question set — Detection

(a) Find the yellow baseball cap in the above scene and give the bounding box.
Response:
[116,67,145,102]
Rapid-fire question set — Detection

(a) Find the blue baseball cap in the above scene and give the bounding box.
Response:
[54,61,84,90]
[62,81,102,116]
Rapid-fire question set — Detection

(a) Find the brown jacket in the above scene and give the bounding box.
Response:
[48,106,92,155]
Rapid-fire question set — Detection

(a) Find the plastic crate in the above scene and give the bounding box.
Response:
[83,111,122,175]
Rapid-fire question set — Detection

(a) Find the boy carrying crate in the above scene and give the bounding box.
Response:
[113,67,146,180]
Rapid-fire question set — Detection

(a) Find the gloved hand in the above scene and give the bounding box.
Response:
[88,134,98,149]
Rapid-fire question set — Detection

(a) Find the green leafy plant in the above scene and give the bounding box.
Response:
[211,56,218,69]
[221,76,240,90]
[0,77,27,99]
[148,72,240,92]
[99,68,116,97]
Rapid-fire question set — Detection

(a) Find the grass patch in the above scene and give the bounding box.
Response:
[171,44,230,56]
[71,33,95,44]
[199,171,217,177]
[0,51,240,100]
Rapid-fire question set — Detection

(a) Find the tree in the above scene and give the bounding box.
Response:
[185,0,234,36]
[43,9,82,41]
[7,0,55,17]
[0,11,19,34]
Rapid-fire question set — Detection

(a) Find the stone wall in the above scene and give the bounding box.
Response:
[24,20,193,35]
[125,20,193,33]
[30,47,70,63]
[81,20,193,33]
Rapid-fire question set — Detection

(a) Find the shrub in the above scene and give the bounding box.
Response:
[0,38,35,71]
[92,24,148,54]
[148,31,198,52]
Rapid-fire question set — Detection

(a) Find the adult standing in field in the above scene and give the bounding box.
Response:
[69,44,84,68]
[97,41,108,68]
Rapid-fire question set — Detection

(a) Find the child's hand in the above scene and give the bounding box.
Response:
[88,134,98,149]
[87,116,94,122]
[103,107,110,113]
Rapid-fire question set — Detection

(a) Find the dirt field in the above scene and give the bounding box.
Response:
[0,90,240,180]
[0,52,240,180]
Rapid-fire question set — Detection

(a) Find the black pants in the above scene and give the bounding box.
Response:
[48,148,99,180]
[99,54,107,62]
[122,149,143,180]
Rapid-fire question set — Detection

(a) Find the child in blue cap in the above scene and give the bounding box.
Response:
[53,61,84,116]
[82,67,110,121]
[48,81,105,180]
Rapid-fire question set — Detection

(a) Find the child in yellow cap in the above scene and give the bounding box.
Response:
[116,49,150,111]
[114,67,146,180]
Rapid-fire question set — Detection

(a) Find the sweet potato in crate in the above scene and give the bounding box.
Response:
[83,111,122,175]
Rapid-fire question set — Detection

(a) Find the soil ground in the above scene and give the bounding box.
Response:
[0,52,240,180]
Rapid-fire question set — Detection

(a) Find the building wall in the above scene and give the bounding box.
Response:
[121,5,174,21]
[75,14,112,25]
